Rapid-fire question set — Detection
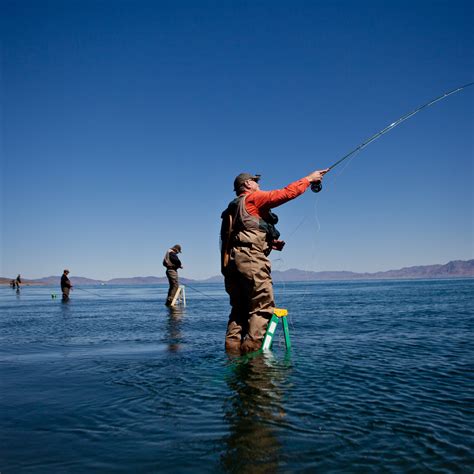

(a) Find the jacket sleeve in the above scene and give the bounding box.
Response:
[248,178,310,210]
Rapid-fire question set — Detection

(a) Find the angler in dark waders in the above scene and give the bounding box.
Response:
[163,244,183,306]
[61,269,72,301]
[220,169,328,354]
[15,274,22,293]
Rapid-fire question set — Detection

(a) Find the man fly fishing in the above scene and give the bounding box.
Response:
[220,169,328,354]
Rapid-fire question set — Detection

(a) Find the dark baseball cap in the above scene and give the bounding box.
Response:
[233,173,261,191]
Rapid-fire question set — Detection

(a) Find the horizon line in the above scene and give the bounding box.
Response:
[2,258,473,282]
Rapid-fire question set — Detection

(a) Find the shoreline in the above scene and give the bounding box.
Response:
[1,275,473,287]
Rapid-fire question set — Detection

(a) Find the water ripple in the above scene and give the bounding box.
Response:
[1,280,473,472]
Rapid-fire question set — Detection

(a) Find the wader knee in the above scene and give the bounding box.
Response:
[240,338,263,354]
[225,339,242,354]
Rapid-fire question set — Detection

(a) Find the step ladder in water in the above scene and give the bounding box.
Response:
[170,285,186,307]
[261,308,291,351]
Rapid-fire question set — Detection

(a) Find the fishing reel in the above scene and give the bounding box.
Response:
[310,180,322,193]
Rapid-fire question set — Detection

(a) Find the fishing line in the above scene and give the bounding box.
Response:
[272,195,323,338]
[274,77,473,338]
[271,256,289,320]
[310,81,474,193]
[297,82,473,285]
[184,282,222,302]
[74,287,104,298]
[287,83,472,243]
[281,83,474,332]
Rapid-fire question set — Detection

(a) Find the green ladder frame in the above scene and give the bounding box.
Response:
[261,308,291,351]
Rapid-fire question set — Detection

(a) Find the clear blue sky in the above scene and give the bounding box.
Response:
[1,0,473,280]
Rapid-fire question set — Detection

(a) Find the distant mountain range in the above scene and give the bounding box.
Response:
[203,259,474,282]
[1,259,473,286]
[0,260,474,285]
[273,259,474,281]
[0,275,195,286]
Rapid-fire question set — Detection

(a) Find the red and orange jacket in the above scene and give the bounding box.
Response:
[240,177,310,219]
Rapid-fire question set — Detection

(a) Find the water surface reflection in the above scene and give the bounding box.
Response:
[166,306,184,352]
[222,353,292,473]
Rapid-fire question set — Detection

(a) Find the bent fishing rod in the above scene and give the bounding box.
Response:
[311,81,474,193]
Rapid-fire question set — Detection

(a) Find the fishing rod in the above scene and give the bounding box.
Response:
[311,81,474,193]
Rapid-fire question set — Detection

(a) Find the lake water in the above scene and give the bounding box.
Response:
[1,279,473,473]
